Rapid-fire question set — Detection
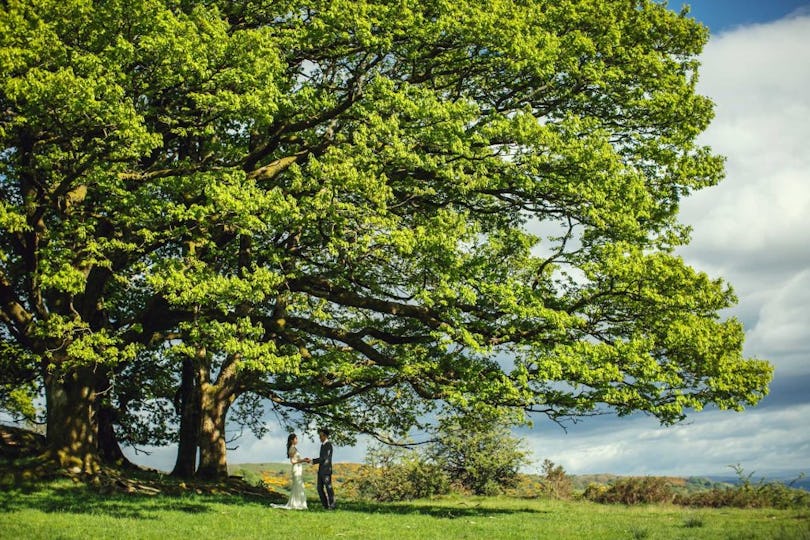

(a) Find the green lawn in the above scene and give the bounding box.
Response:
[1,480,809,539]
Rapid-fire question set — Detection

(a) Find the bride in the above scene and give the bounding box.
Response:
[271,433,310,510]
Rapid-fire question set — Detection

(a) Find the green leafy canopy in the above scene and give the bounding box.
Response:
[0,0,771,444]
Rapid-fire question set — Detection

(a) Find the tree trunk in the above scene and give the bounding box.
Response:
[171,357,201,478]
[195,384,235,480]
[95,370,135,468]
[97,405,134,467]
[44,365,101,473]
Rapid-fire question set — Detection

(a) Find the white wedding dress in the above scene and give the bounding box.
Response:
[271,447,308,510]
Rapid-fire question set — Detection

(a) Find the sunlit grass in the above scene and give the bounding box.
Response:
[2,479,809,539]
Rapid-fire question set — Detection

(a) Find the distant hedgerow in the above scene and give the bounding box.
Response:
[583,466,810,509]
[676,467,810,509]
[583,476,675,505]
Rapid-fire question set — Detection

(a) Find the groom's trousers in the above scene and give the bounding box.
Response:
[317,472,335,509]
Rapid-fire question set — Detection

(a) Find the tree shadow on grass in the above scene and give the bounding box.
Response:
[0,484,215,519]
[316,499,552,519]
[1,470,549,522]
[0,461,290,520]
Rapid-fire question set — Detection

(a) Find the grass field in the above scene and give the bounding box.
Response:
[1,477,809,540]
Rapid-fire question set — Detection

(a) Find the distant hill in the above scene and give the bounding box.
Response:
[230,462,287,475]
[705,474,810,492]
[569,473,809,493]
[567,473,736,494]
[230,463,809,495]
[229,462,360,492]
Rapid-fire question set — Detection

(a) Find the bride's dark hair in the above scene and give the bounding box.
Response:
[286,433,297,458]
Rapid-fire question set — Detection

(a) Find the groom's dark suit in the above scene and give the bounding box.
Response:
[312,439,335,509]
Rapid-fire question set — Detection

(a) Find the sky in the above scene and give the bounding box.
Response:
[117,2,810,477]
[524,0,810,478]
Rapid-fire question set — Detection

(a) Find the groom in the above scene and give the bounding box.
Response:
[311,427,336,510]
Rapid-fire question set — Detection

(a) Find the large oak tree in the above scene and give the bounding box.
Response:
[0,0,772,477]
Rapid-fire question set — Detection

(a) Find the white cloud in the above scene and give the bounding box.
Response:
[681,15,810,261]
[528,404,810,477]
[747,269,810,360]
[679,15,810,371]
